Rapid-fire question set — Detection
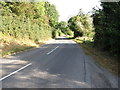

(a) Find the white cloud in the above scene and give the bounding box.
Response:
[48,0,101,21]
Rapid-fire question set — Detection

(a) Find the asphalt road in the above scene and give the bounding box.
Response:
[0,36,119,88]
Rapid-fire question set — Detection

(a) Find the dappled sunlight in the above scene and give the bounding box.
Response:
[15,68,60,81]
[0,59,27,64]
[1,0,119,88]
[32,69,60,80]
[1,57,29,77]
[5,68,90,88]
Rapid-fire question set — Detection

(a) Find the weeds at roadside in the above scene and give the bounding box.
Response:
[73,37,119,77]
[0,34,45,57]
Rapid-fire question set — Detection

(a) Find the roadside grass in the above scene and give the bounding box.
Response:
[0,34,45,57]
[73,37,119,77]
[1,46,35,57]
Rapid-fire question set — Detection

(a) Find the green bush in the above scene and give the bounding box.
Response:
[66,29,74,36]
[93,2,120,56]
[57,29,64,36]
[68,10,94,38]
[52,30,59,39]
[1,1,59,43]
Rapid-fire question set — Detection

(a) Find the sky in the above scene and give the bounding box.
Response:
[47,0,102,21]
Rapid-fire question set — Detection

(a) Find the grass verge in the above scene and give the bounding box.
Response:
[0,34,46,57]
[73,37,119,77]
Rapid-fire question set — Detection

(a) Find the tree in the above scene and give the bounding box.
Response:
[44,1,59,28]
[68,9,94,38]
[92,2,120,56]
[1,1,60,42]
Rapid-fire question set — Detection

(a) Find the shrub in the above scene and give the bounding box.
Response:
[52,29,59,39]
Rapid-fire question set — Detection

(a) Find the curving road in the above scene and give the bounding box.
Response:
[0,36,119,88]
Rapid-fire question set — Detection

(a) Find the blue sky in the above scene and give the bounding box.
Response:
[48,0,102,21]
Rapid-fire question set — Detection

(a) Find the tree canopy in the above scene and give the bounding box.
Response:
[68,9,94,38]
[92,2,120,56]
[1,1,59,42]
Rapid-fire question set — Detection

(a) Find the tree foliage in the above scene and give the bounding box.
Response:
[1,1,59,42]
[68,9,94,38]
[56,21,74,36]
[92,2,120,56]
[44,1,59,28]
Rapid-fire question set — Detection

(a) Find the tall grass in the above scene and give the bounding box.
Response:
[0,33,46,57]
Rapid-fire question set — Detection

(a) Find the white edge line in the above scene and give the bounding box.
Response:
[47,46,59,55]
[0,63,32,81]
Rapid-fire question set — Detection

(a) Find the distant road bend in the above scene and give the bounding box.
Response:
[1,36,118,88]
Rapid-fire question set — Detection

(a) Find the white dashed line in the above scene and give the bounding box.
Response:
[47,46,59,55]
[0,63,32,81]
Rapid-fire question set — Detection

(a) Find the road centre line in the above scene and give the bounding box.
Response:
[0,63,32,81]
[47,46,59,55]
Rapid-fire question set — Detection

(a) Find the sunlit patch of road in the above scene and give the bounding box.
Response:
[0,58,29,77]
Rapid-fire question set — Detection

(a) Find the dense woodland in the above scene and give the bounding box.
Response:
[92,2,120,57]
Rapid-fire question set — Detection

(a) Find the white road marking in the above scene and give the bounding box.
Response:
[0,63,32,81]
[47,46,59,55]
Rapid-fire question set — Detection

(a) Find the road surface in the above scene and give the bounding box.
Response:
[0,36,119,88]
